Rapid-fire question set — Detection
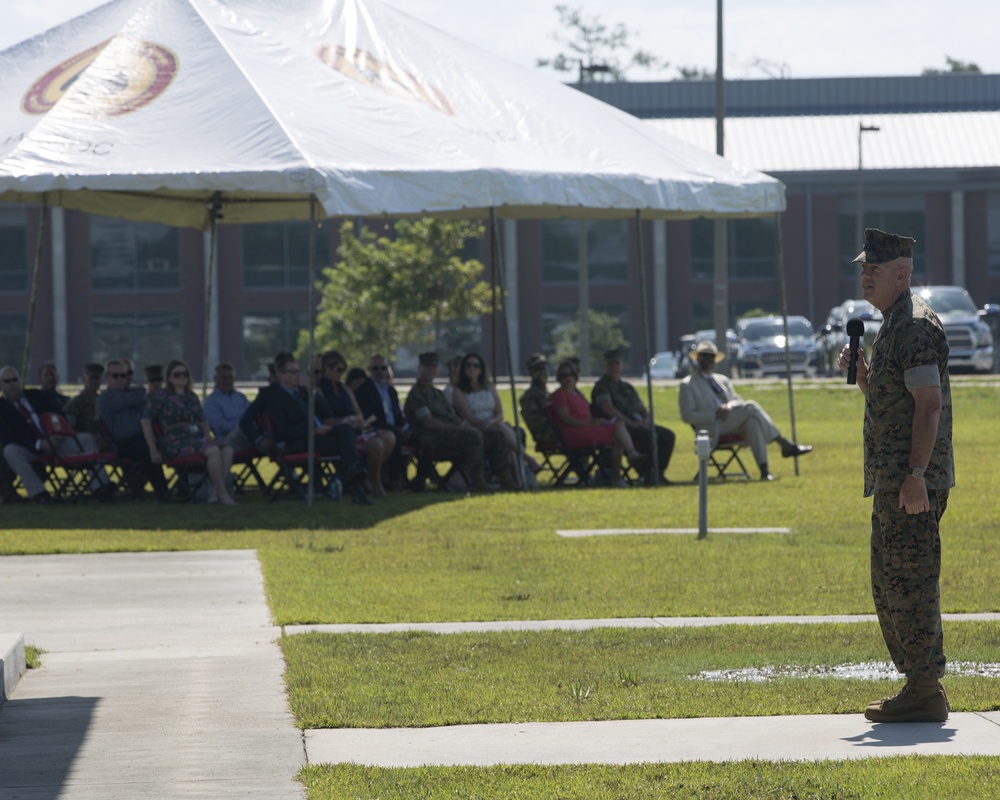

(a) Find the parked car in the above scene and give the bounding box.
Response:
[642,350,685,380]
[913,286,996,373]
[735,315,820,379]
[815,299,882,376]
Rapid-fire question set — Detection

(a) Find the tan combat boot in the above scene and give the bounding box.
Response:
[864,678,949,723]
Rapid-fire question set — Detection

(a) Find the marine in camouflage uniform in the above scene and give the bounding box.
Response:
[404,352,511,491]
[591,349,675,482]
[519,354,555,447]
[844,228,955,723]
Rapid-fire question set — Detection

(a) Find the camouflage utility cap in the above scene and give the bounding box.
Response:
[853,228,916,265]
[603,348,625,363]
[526,353,548,372]
[418,352,439,366]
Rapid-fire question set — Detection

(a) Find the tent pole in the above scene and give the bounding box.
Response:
[775,212,799,476]
[635,210,659,486]
[490,208,524,491]
[202,195,221,397]
[22,196,48,379]
[306,195,317,506]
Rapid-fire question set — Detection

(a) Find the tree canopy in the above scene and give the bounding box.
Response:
[922,56,982,75]
[301,218,493,369]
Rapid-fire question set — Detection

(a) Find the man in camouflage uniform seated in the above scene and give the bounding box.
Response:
[840,228,955,724]
[518,353,556,448]
[591,348,675,485]
[404,352,513,492]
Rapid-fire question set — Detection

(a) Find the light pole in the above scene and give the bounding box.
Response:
[577,61,612,87]
[855,122,881,273]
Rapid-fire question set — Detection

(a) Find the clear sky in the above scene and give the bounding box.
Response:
[2,0,998,80]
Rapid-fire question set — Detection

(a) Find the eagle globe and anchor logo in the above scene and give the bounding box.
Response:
[22,38,178,117]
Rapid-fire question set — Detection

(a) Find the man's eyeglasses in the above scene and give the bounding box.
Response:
[1,376,18,384]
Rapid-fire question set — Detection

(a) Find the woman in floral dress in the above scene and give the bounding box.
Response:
[141,358,235,505]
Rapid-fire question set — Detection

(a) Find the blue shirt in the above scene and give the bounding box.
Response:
[202,388,250,439]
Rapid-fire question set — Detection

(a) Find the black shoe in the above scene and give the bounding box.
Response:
[781,443,813,458]
[350,484,372,505]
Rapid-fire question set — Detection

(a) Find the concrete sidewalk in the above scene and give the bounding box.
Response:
[3,549,998,794]
[0,550,305,800]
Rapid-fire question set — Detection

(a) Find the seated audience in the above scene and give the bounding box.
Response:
[591,348,675,485]
[354,354,411,488]
[452,352,539,488]
[317,350,395,498]
[36,361,70,409]
[203,362,252,450]
[97,359,171,502]
[142,359,235,505]
[64,363,106,446]
[678,340,812,481]
[404,351,514,492]
[1,365,109,503]
[549,359,641,489]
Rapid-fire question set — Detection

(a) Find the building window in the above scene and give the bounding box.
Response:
[90,217,181,291]
[90,312,182,373]
[0,208,29,293]
[0,314,27,367]
[242,310,310,379]
[988,193,1000,275]
[243,221,329,289]
[690,217,777,280]
[838,206,926,278]
[541,219,628,284]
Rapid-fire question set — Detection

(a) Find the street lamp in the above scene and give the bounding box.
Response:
[855,122,881,268]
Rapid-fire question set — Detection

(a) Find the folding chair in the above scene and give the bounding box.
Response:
[32,412,116,502]
[409,445,467,491]
[691,429,752,481]
[256,413,341,500]
[543,404,611,487]
[147,420,211,500]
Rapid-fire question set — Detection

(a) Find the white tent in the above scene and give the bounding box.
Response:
[0,0,784,228]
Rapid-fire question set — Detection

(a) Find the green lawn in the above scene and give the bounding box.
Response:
[4,378,999,800]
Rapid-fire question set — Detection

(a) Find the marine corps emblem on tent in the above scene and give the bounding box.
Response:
[316,44,455,116]
[22,37,177,118]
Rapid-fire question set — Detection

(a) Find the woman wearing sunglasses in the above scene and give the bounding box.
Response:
[142,358,236,505]
[548,359,641,488]
[452,352,541,489]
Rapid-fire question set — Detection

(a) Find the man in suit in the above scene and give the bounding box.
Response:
[245,352,369,504]
[354,354,410,486]
[678,340,812,480]
[1,365,107,502]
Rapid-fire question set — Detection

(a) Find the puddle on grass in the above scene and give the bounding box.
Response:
[694,662,1000,682]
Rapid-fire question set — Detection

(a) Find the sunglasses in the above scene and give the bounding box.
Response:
[108,372,127,379]
[465,362,483,369]
[325,364,346,373]
[1,376,18,384]
[171,370,189,378]
[370,365,388,373]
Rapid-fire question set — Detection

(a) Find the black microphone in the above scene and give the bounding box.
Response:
[846,318,865,385]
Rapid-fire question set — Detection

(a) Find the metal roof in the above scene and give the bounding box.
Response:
[646,112,1000,174]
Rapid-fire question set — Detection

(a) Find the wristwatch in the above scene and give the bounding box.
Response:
[909,466,926,479]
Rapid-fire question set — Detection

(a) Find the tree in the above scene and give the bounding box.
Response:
[922,56,982,75]
[300,218,493,369]
[552,309,630,374]
[536,4,666,83]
